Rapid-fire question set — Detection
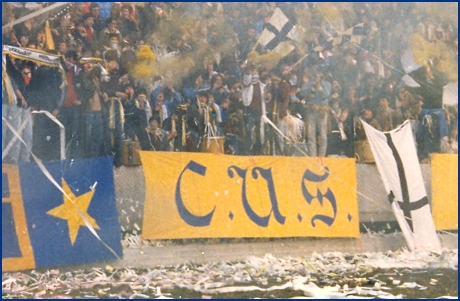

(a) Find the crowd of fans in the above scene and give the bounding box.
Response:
[2,2,458,167]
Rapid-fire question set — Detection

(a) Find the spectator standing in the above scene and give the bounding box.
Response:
[2,63,29,164]
[306,70,331,157]
[241,66,265,155]
[412,65,450,161]
[137,2,163,41]
[119,4,139,43]
[60,50,84,158]
[72,19,91,50]
[238,26,258,62]
[81,13,95,43]
[261,76,283,155]
[276,64,293,121]
[4,58,36,163]
[327,93,348,156]
[120,81,139,141]
[76,57,106,159]
[374,94,403,132]
[358,72,378,109]
[100,50,125,166]
[90,3,106,34]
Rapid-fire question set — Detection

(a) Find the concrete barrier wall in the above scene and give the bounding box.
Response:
[114,163,432,234]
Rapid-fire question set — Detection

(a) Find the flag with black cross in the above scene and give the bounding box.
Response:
[254,7,304,59]
[361,119,441,252]
[309,22,379,60]
[332,23,366,46]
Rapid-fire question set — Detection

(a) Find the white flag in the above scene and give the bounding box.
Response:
[361,120,441,252]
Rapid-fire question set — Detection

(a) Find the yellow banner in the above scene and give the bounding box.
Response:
[140,152,359,239]
[431,154,458,230]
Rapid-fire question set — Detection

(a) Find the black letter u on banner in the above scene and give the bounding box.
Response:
[228,166,285,227]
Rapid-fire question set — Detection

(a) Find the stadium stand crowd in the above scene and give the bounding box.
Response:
[2,2,458,166]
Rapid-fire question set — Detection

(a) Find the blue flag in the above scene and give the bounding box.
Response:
[2,157,122,271]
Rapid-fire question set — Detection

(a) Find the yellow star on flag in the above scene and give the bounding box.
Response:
[47,179,100,245]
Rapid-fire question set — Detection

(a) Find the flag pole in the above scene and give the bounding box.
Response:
[292,52,309,68]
